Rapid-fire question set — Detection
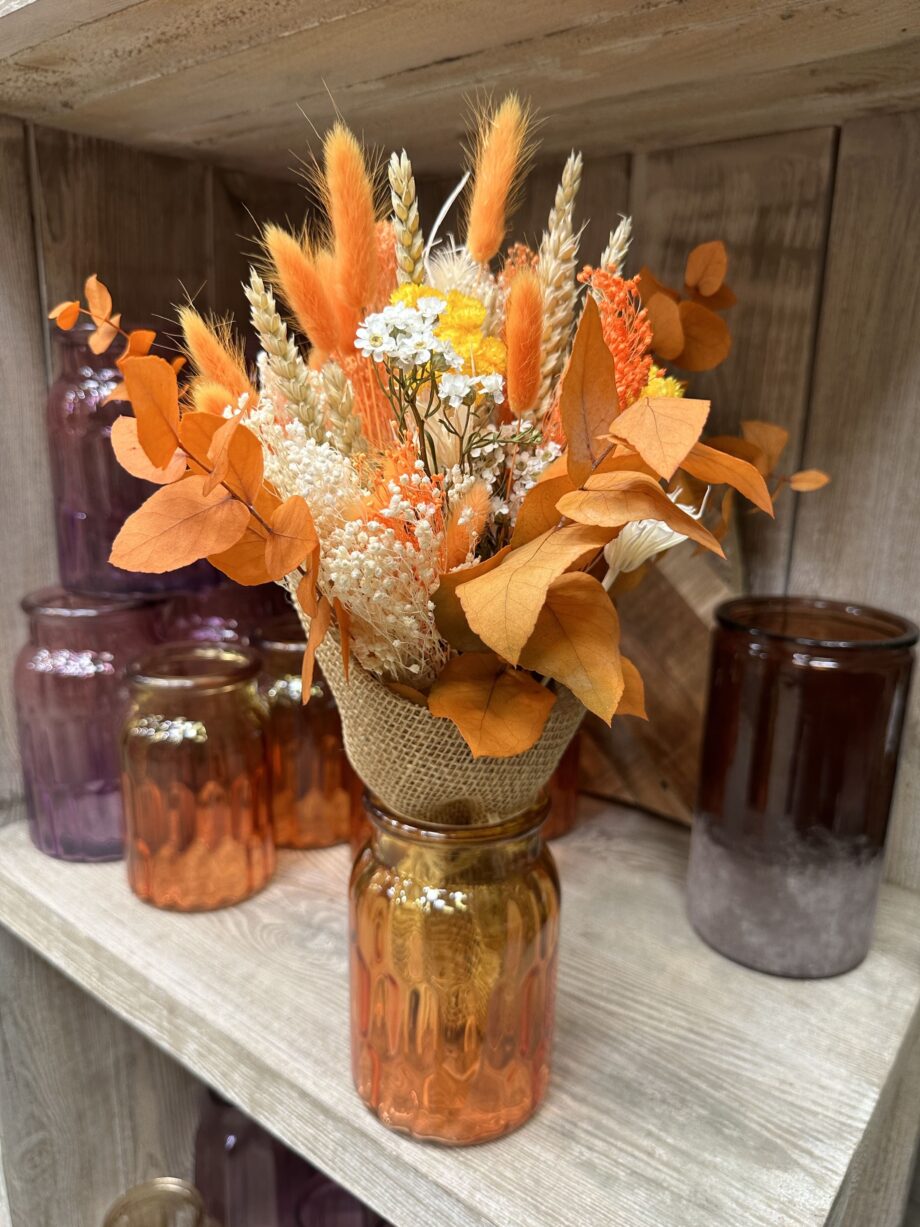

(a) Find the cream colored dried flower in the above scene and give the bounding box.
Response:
[601,214,632,273]
[322,360,367,455]
[388,150,425,286]
[536,151,583,414]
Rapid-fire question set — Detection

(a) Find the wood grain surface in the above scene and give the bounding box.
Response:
[0,118,56,805]
[787,111,920,892]
[0,926,201,1225]
[0,1,916,174]
[630,127,836,593]
[1,800,919,1226]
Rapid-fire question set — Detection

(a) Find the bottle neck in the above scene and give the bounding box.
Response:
[130,676,260,717]
[28,605,157,654]
[54,335,120,380]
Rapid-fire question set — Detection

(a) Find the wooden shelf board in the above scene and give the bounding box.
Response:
[2,800,920,1227]
[0,1,918,174]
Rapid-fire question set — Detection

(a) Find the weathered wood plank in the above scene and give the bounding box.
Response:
[2,802,920,1226]
[0,928,201,1225]
[32,124,212,323]
[630,127,836,592]
[0,1,915,177]
[0,118,55,805]
[787,110,920,892]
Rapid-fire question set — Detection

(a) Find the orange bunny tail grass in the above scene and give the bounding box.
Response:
[442,479,491,569]
[465,94,534,265]
[262,224,340,357]
[339,352,395,450]
[578,268,653,411]
[190,378,237,416]
[323,124,380,336]
[374,219,399,309]
[178,307,252,404]
[504,269,543,417]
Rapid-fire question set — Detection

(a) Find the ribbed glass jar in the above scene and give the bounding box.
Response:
[350,795,559,1144]
[47,320,216,595]
[688,596,917,977]
[14,588,160,861]
[121,644,275,910]
[254,616,356,849]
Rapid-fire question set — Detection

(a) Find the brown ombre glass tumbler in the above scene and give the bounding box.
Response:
[687,597,917,977]
[121,644,275,911]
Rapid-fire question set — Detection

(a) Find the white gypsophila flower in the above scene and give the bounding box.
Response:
[438,372,475,408]
[601,490,705,589]
[355,301,461,374]
[477,373,505,405]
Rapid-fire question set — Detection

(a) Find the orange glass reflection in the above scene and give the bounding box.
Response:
[255,617,358,849]
[122,645,275,911]
[350,796,559,1145]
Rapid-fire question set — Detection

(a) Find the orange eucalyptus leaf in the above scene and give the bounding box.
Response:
[510,472,574,546]
[636,267,679,306]
[428,653,556,758]
[645,293,684,361]
[557,471,724,557]
[618,656,647,719]
[684,241,728,297]
[559,296,620,484]
[208,517,272,586]
[49,301,80,329]
[110,477,249,573]
[433,546,513,652]
[688,282,737,311]
[84,274,112,323]
[120,355,180,468]
[203,415,239,495]
[205,417,263,503]
[89,311,121,355]
[181,412,263,505]
[457,524,612,665]
[333,598,351,681]
[606,395,710,480]
[110,416,185,485]
[118,329,156,364]
[741,420,790,475]
[302,597,333,698]
[519,572,623,721]
[789,469,831,492]
[265,496,318,580]
[674,301,731,372]
[681,441,773,515]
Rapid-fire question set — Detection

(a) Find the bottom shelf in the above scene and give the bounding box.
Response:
[1,800,920,1227]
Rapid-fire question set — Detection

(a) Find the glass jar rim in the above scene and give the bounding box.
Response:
[128,643,260,691]
[21,587,157,619]
[253,614,306,654]
[103,1178,204,1227]
[716,595,919,651]
[364,792,550,842]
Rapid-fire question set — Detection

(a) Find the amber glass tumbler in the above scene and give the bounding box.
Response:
[122,644,275,910]
[255,616,356,849]
[688,596,917,977]
[350,795,559,1144]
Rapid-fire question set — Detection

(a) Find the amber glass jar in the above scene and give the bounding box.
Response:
[255,616,356,849]
[121,645,275,910]
[350,795,559,1145]
[688,596,917,977]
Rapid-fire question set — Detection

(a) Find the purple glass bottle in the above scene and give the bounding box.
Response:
[194,1091,388,1226]
[157,582,291,646]
[47,319,217,595]
[14,588,161,861]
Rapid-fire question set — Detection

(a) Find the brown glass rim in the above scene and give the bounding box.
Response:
[364,792,550,843]
[253,614,306,653]
[22,586,156,618]
[716,596,919,651]
[128,642,260,691]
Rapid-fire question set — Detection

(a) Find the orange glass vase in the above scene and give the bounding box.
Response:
[350,795,559,1145]
[121,644,275,910]
[255,616,356,849]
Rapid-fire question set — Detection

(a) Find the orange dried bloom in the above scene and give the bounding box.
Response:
[500,243,539,289]
[504,270,543,417]
[263,225,340,357]
[178,307,252,402]
[355,441,445,548]
[577,268,653,411]
[339,352,395,451]
[324,124,379,339]
[374,220,399,310]
[466,95,531,264]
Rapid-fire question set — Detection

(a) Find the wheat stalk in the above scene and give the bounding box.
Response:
[536,151,583,414]
[323,360,367,455]
[601,214,632,273]
[245,270,325,442]
[388,150,425,286]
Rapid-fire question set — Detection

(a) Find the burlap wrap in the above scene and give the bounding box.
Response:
[314,636,584,823]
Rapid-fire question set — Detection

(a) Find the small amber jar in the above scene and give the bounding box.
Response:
[254,615,356,849]
[121,644,275,911]
[350,795,559,1145]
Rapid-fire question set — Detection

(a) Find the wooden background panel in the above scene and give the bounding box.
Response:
[629,127,837,593]
[788,110,920,891]
[0,929,201,1224]
[0,118,55,805]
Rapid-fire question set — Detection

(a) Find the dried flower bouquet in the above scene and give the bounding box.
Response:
[50,95,827,813]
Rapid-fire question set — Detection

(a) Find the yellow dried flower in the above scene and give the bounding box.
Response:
[390,285,506,375]
[642,363,686,398]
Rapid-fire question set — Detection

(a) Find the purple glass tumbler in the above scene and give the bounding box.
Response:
[687,596,917,977]
[47,319,217,595]
[14,588,160,861]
